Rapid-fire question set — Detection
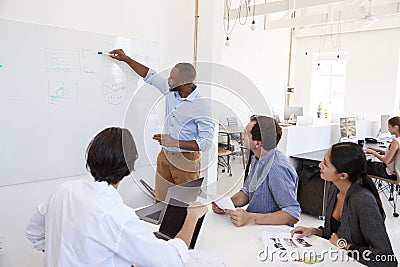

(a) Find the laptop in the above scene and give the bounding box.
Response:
[153,198,205,249]
[135,177,204,225]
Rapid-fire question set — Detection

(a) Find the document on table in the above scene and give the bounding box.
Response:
[214,196,235,211]
[261,230,332,266]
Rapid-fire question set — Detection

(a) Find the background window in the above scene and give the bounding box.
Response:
[310,52,347,117]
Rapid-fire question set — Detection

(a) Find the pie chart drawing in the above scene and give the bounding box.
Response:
[102,79,127,105]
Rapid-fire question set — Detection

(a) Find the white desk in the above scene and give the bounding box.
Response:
[278,120,380,158]
[143,206,362,266]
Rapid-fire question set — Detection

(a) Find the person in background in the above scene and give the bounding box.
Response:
[365,116,400,180]
[26,127,207,267]
[291,142,397,266]
[109,49,215,201]
[212,115,300,227]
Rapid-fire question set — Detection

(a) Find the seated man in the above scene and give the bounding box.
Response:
[25,127,207,267]
[212,115,300,227]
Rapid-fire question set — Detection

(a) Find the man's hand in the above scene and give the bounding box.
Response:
[225,208,251,227]
[109,49,130,62]
[211,202,225,214]
[108,49,149,78]
[153,134,179,148]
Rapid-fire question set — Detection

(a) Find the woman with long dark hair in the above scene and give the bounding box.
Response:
[365,116,400,180]
[291,142,397,266]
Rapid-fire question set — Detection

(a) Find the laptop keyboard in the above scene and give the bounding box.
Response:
[146,210,162,221]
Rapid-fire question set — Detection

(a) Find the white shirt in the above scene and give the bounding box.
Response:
[26,179,189,267]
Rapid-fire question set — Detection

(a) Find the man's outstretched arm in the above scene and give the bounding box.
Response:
[109,49,149,78]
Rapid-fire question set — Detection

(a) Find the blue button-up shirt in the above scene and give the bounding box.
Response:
[241,149,301,224]
[144,69,215,152]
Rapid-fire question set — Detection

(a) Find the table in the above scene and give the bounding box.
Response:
[291,149,326,166]
[142,207,362,266]
[290,144,387,218]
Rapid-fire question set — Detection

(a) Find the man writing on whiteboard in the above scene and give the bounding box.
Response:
[110,49,215,201]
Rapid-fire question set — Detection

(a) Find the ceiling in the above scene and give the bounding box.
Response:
[224,0,400,36]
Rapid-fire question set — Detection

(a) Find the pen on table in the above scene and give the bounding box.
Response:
[97,51,117,56]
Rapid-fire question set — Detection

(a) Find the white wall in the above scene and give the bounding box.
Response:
[293,27,400,120]
[0,0,221,266]
[217,15,291,121]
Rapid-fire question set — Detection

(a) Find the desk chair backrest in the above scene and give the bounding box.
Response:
[226,117,239,126]
[393,150,400,184]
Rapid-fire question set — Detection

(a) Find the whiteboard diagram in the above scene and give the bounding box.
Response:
[102,79,128,105]
[0,18,160,187]
[48,81,78,105]
[46,48,80,73]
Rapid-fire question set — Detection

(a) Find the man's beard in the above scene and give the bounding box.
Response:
[169,85,181,92]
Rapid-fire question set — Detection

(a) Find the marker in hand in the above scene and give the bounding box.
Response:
[97,51,117,56]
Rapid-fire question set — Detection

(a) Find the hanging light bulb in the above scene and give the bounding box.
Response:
[251,20,256,31]
[251,0,256,31]
[225,36,230,46]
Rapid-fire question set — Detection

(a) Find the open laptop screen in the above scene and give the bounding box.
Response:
[158,198,188,239]
[156,198,205,249]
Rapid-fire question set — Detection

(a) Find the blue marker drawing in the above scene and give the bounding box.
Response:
[48,81,78,105]
[45,48,80,73]
[0,64,3,68]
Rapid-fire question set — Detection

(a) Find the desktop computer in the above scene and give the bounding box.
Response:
[377,114,392,140]
[284,106,303,124]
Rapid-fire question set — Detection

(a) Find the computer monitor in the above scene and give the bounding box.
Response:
[380,115,390,134]
[340,117,356,139]
[283,106,304,121]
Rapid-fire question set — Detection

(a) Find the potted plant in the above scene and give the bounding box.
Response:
[317,103,322,118]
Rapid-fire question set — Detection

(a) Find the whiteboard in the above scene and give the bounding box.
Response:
[0,18,160,186]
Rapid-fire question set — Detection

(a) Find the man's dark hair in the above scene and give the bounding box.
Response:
[250,115,282,149]
[174,63,196,83]
[86,127,138,185]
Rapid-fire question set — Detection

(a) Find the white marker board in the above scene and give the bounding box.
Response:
[0,18,160,186]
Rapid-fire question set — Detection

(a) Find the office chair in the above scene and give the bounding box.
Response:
[226,117,247,168]
[218,132,232,176]
[226,117,241,144]
[226,117,238,126]
[370,151,400,217]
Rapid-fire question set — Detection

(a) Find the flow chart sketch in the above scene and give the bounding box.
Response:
[102,79,128,105]
[80,48,97,74]
[48,81,78,105]
[46,48,80,73]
